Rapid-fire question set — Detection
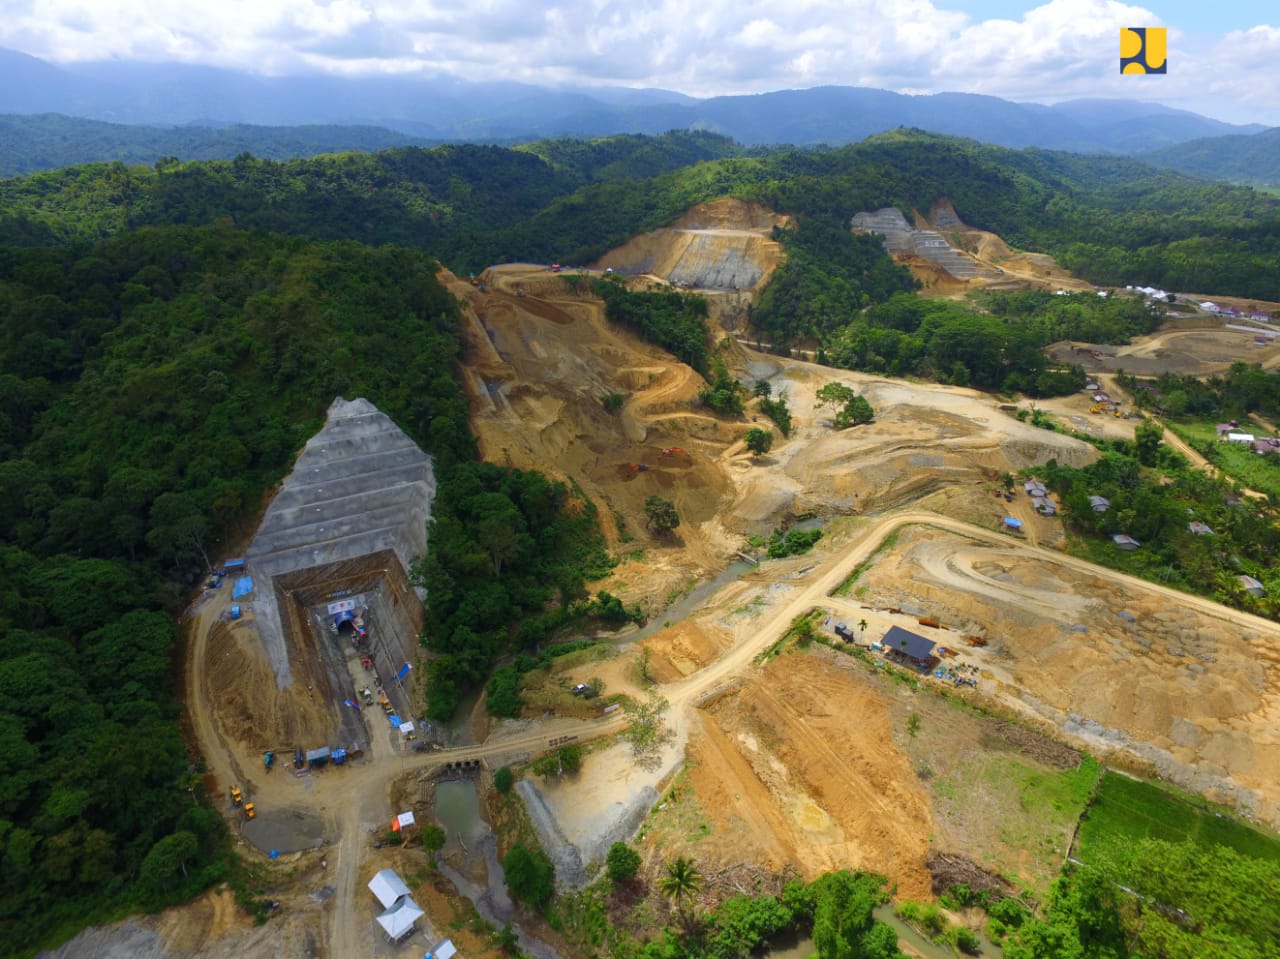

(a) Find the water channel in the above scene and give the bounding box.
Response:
[626,559,755,642]
[433,779,565,959]
[433,555,1004,959]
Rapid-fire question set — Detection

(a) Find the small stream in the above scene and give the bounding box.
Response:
[433,779,565,959]
[626,560,755,642]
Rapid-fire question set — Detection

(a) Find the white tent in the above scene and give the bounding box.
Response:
[368,868,411,908]
[377,897,424,942]
[429,939,459,959]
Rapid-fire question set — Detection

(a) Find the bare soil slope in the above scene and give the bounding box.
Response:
[855,525,1280,822]
[595,198,788,293]
[911,198,1092,297]
[688,654,935,898]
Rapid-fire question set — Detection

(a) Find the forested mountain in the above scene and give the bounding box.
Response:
[0,48,1264,153]
[0,114,440,176]
[1142,126,1280,189]
[3,129,1277,298]
[0,222,617,955]
[3,127,1280,955]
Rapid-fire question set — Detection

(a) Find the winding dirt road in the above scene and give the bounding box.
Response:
[188,504,1280,958]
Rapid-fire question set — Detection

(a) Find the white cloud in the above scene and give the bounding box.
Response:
[1,0,1277,123]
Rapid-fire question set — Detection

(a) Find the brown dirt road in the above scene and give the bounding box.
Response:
[185,499,1280,956]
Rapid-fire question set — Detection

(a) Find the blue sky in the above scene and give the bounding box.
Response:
[1,0,1277,124]
[951,0,1268,33]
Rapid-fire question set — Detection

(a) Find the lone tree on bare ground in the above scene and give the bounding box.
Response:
[644,495,681,533]
[744,427,774,457]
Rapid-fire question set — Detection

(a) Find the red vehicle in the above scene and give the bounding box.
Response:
[551,263,562,273]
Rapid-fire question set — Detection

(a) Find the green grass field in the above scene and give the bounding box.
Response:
[929,753,1101,895]
[1074,771,1280,865]
[1167,420,1280,500]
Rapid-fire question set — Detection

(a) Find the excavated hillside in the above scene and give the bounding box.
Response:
[854,197,1090,296]
[592,198,787,329]
[445,195,1099,609]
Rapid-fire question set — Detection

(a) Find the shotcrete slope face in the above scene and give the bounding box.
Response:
[245,397,435,688]
[595,198,788,292]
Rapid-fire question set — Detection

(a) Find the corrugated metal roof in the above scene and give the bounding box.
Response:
[882,625,936,662]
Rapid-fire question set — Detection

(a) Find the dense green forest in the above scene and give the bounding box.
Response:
[3,129,1278,297]
[0,222,610,955]
[1142,127,1280,191]
[1118,363,1280,421]
[0,113,440,177]
[1029,420,1280,616]
[821,288,1159,394]
[553,839,1280,959]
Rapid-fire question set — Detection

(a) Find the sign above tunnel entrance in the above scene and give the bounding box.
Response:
[327,599,356,615]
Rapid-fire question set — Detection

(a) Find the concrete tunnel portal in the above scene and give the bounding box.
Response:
[239,397,437,752]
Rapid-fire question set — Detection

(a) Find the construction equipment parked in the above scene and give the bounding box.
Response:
[230,785,243,806]
[244,802,256,821]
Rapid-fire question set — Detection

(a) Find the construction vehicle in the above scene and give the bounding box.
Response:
[362,687,374,706]
[379,694,393,714]
[361,654,374,671]
[263,751,274,772]
[244,802,256,821]
[230,785,243,806]
[551,263,562,273]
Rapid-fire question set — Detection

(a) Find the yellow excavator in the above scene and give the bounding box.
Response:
[230,785,243,806]
[244,802,256,821]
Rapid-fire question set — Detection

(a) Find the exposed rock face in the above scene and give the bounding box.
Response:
[595,198,788,292]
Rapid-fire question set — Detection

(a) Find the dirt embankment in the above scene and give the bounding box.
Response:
[448,266,747,577]
[716,356,1098,536]
[595,197,788,296]
[854,525,1280,822]
[688,654,935,898]
[904,197,1092,297]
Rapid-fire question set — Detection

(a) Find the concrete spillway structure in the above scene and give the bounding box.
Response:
[245,397,435,689]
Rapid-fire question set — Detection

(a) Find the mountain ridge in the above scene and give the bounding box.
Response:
[0,47,1268,161]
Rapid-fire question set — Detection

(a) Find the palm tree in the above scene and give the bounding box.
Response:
[857,618,868,638]
[659,856,703,911]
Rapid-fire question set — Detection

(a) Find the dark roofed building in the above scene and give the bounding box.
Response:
[882,625,936,664]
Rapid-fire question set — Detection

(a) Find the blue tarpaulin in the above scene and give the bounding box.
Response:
[1003,517,1023,529]
[388,714,402,726]
[232,576,254,598]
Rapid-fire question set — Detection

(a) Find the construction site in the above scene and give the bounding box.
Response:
[47,197,1280,959]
